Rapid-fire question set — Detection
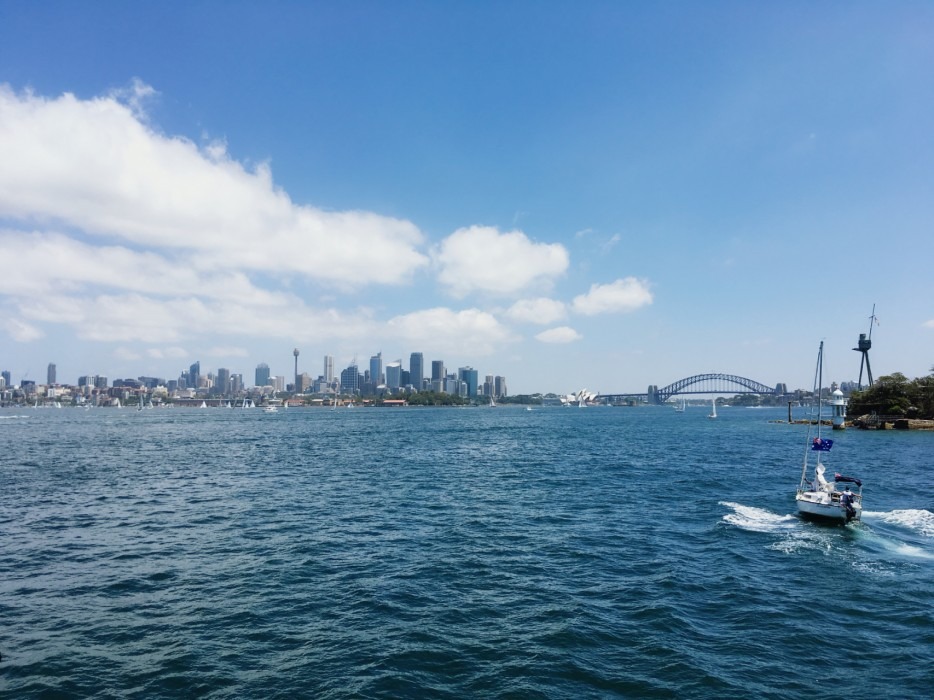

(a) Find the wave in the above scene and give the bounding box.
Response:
[720,502,798,533]
[863,509,934,538]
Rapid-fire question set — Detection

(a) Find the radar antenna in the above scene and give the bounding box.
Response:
[852,304,876,390]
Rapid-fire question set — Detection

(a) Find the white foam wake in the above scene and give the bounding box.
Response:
[863,509,934,538]
[720,502,798,533]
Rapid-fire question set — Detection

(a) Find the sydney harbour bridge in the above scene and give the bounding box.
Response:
[597,373,786,405]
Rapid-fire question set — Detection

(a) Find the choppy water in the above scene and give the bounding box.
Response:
[2,405,932,698]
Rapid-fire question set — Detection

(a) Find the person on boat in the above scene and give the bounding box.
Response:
[840,487,857,521]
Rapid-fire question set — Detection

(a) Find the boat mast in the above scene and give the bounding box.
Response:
[800,341,823,488]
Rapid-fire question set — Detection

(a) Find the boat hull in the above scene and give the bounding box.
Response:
[796,491,861,523]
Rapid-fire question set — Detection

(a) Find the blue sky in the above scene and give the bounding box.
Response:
[1,1,932,394]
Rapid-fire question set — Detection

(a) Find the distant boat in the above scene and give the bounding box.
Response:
[490,396,496,408]
[200,400,207,409]
[795,341,863,523]
[526,406,533,412]
[707,399,717,419]
[674,397,685,413]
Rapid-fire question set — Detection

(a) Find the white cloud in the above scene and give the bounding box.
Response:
[147,347,188,359]
[114,347,142,361]
[924,320,934,329]
[14,291,375,346]
[572,278,653,316]
[7,318,44,342]
[205,346,249,358]
[435,225,569,297]
[505,297,567,325]
[601,233,621,253]
[0,83,428,286]
[386,307,516,355]
[535,326,582,344]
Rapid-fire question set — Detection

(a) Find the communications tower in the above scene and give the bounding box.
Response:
[293,348,300,391]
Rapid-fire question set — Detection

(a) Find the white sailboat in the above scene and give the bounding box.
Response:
[707,399,717,419]
[674,397,685,413]
[795,341,863,523]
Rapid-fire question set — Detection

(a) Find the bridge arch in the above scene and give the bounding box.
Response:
[657,373,777,403]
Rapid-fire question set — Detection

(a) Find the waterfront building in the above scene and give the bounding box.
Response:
[409,352,424,390]
[1,370,10,388]
[189,361,201,390]
[431,360,445,383]
[324,355,334,383]
[494,376,507,398]
[47,363,56,385]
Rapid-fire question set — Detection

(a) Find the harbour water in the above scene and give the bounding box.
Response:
[2,405,931,698]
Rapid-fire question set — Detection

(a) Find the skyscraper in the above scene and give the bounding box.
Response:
[47,362,56,385]
[324,355,334,383]
[458,367,479,397]
[189,361,201,390]
[255,362,271,387]
[431,360,444,382]
[386,361,402,389]
[494,376,507,398]
[340,363,361,394]
[216,368,231,395]
[370,352,383,386]
[409,352,424,389]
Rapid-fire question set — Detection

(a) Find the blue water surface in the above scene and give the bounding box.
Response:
[1,405,931,698]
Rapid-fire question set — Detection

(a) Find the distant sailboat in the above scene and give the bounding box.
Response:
[674,397,685,413]
[200,400,208,408]
[708,399,717,419]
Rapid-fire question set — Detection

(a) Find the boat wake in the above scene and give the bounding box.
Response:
[860,509,934,561]
[720,502,798,533]
[862,509,934,538]
[721,502,934,563]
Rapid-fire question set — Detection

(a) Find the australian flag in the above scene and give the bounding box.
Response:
[811,437,834,451]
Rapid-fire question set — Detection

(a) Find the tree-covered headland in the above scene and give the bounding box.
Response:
[846,369,934,419]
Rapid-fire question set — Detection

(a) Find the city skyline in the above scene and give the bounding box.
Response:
[0,349,511,395]
[1,4,932,394]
